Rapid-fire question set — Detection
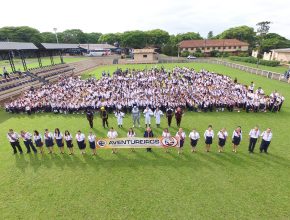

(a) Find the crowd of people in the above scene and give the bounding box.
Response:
[4,67,285,114]
[6,125,273,156]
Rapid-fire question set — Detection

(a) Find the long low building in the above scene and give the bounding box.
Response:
[179,39,249,55]
[263,48,290,63]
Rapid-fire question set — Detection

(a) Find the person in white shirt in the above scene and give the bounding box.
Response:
[88,131,96,155]
[33,130,44,154]
[127,128,136,152]
[7,129,23,154]
[115,109,125,128]
[204,125,214,152]
[76,130,86,154]
[154,107,163,128]
[162,128,171,153]
[189,129,200,153]
[64,130,74,155]
[20,130,37,154]
[107,127,118,154]
[232,126,242,153]
[176,128,186,155]
[248,126,260,153]
[217,128,228,153]
[54,128,64,154]
[143,106,153,127]
[259,128,273,153]
[44,129,54,154]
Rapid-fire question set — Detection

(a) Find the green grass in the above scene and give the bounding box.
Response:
[1,62,290,219]
[222,58,289,74]
[0,57,87,72]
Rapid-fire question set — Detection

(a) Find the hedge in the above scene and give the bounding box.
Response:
[229,56,280,67]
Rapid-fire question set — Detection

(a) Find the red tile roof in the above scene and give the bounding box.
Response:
[179,39,249,48]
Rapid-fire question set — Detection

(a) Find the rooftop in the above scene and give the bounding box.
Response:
[179,39,249,48]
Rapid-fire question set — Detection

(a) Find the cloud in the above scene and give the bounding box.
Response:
[0,0,289,39]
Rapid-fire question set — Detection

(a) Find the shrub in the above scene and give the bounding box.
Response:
[180,51,190,57]
[228,56,280,67]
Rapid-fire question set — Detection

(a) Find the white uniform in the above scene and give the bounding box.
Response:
[107,131,118,139]
[154,110,163,124]
[143,108,153,125]
[115,111,125,126]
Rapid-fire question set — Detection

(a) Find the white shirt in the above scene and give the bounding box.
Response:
[204,130,214,139]
[34,134,42,141]
[88,134,96,143]
[7,132,20,142]
[261,131,272,141]
[176,132,186,140]
[189,131,200,140]
[54,132,63,140]
[107,131,118,139]
[76,133,85,142]
[232,130,242,140]
[217,131,228,139]
[127,132,135,138]
[249,129,260,139]
[22,132,33,141]
[64,134,72,141]
[162,131,171,138]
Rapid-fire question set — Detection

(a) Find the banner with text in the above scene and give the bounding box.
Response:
[96,137,180,149]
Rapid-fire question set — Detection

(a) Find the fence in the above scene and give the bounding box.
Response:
[158,58,290,83]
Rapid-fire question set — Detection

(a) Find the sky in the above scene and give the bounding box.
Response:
[0,0,289,38]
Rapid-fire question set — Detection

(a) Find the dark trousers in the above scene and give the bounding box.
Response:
[167,116,172,127]
[88,119,93,128]
[176,117,182,127]
[248,138,257,152]
[102,118,108,128]
[24,140,37,153]
[260,140,271,153]
[10,141,23,154]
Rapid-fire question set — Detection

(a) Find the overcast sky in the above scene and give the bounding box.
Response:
[0,0,289,38]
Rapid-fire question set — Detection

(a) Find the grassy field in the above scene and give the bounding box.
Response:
[0,56,87,72]
[221,58,289,74]
[0,62,290,219]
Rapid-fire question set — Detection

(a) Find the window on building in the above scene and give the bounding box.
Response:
[223,46,226,49]
[207,47,210,50]
[213,47,216,50]
[190,47,193,50]
[218,47,221,49]
[228,46,232,49]
[233,46,237,49]
[143,54,147,58]
[202,47,205,50]
[239,46,242,49]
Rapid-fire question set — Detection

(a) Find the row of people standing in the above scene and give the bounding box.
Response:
[7,126,272,155]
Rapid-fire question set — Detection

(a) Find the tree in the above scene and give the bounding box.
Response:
[174,32,203,43]
[145,29,170,48]
[161,35,178,56]
[120,30,148,48]
[60,29,87,44]
[40,32,57,43]
[259,33,290,53]
[256,21,271,36]
[217,25,256,48]
[207,31,214,39]
[0,26,43,44]
[85,32,102,43]
[98,33,122,45]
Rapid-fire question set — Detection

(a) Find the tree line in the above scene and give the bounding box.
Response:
[0,22,289,56]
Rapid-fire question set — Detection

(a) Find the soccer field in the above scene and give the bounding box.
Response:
[0,62,289,219]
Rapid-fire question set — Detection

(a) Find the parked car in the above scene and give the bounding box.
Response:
[187,55,197,59]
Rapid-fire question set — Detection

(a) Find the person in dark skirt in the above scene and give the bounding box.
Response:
[188,128,200,153]
[217,128,228,153]
[144,127,154,152]
[64,130,74,155]
[33,130,44,154]
[44,129,54,154]
[75,130,86,154]
[204,125,214,152]
[176,128,186,155]
[54,128,64,154]
[260,128,273,153]
[232,126,242,153]
[20,130,37,154]
[88,131,96,156]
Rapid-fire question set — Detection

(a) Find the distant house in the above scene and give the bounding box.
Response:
[132,48,159,63]
[263,48,290,63]
[179,39,249,55]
